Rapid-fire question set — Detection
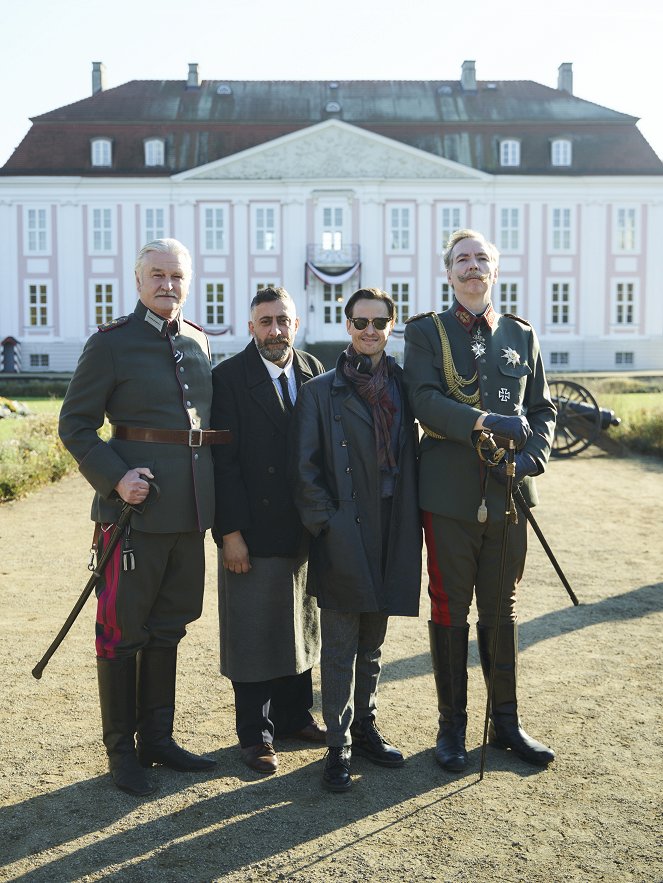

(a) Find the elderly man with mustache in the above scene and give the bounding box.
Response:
[403,229,557,773]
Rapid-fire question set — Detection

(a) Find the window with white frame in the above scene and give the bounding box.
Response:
[439,204,465,252]
[614,207,638,252]
[201,205,227,253]
[550,352,569,366]
[253,206,277,252]
[615,351,634,365]
[498,207,521,252]
[90,207,114,253]
[26,282,50,327]
[204,281,226,325]
[440,281,454,311]
[550,207,573,252]
[500,140,520,167]
[498,280,520,315]
[614,281,636,325]
[144,207,167,242]
[321,207,344,251]
[388,206,412,252]
[91,138,112,167]
[390,281,411,323]
[24,207,50,255]
[256,281,277,293]
[549,280,572,325]
[91,281,115,326]
[144,139,165,167]
[551,139,572,167]
[323,283,345,323]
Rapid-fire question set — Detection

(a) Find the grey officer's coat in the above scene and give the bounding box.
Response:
[403,300,556,524]
[59,300,214,533]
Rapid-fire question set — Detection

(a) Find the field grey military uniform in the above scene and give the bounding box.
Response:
[59,299,218,794]
[404,298,557,770]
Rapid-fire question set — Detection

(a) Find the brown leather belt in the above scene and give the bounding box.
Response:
[112,426,232,447]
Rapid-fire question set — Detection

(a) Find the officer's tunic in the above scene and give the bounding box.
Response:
[59,301,215,656]
[403,300,556,626]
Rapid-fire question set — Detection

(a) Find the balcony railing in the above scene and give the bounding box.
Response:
[307,244,360,268]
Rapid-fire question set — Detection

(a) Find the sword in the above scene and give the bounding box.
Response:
[31,480,159,679]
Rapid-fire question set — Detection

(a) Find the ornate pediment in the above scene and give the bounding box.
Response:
[176,120,485,182]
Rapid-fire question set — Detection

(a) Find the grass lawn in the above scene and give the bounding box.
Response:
[0,397,63,441]
[600,391,663,421]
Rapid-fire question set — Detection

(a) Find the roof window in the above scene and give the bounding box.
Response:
[91,138,112,167]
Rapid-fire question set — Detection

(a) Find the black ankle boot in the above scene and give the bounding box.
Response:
[136,646,216,772]
[97,657,157,796]
[350,717,404,767]
[429,622,469,772]
[476,622,555,767]
[322,746,352,792]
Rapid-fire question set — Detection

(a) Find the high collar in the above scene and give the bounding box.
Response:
[134,300,182,337]
[451,299,497,333]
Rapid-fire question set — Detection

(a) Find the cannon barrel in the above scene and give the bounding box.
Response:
[561,399,621,430]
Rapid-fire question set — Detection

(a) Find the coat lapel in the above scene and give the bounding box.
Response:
[245,342,289,432]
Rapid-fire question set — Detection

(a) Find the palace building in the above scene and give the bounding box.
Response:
[1,60,662,372]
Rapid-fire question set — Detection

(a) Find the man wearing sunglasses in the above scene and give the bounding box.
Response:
[291,287,421,792]
[403,229,556,773]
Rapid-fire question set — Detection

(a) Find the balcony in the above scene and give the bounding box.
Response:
[307,244,360,269]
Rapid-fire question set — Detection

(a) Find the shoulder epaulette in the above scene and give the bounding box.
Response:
[503,313,531,327]
[183,317,205,332]
[405,311,437,324]
[98,316,130,332]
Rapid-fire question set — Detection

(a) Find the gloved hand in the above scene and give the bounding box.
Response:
[482,413,532,450]
[493,451,539,486]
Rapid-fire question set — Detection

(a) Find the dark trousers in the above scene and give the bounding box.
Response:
[232,669,314,747]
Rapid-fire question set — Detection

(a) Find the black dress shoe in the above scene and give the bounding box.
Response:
[350,717,404,767]
[489,718,555,767]
[109,753,158,796]
[289,720,327,743]
[241,743,278,774]
[322,746,352,792]
[138,739,217,772]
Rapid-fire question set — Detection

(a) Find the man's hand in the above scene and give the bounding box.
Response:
[115,467,154,505]
[493,452,539,485]
[481,413,532,450]
[222,531,252,574]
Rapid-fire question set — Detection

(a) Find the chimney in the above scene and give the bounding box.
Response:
[558,62,573,94]
[187,63,199,89]
[461,60,477,91]
[92,62,106,95]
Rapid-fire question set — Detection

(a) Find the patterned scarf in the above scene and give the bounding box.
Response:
[342,345,397,470]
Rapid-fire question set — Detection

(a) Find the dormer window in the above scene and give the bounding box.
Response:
[144,139,165,167]
[91,138,112,167]
[551,138,572,167]
[500,140,520,167]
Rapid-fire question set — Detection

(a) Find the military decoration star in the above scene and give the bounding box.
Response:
[501,346,521,367]
[471,329,486,359]
[513,402,524,415]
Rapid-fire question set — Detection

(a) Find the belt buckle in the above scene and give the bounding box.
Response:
[188,428,203,447]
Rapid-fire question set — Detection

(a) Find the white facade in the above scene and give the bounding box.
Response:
[1,120,662,372]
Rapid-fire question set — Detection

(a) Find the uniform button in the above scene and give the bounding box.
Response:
[481,375,487,381]
[345,466,352,473]
[351,490,357,499]
[267,466,276,474]
[340,439,348,447]
[334,414,341,421]
[355,516,361,524]
[186,400,192,407]
[262,498,270,506]
[194,453,199,460]
[184,384,189,390]
[480,358,486,364]
[179,367,184,373]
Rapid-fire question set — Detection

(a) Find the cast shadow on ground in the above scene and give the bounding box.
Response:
[0,742,538,882]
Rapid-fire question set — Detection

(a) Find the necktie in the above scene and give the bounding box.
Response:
[278,372,293,412]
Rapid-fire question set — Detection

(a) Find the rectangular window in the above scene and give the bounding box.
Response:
[389,207,411,252]
[322,207,344,251]
[254,207,276,252]
[25,208,49,254]
[144,139,165,167]
[91,208,114,253]
[256,281,277,293]
[202,206,226,253]
[615,208,637,252]
[550,352,569,366]
[91,139,112,167]
[144,208,166,242]
[439,204,465,251]
[390,281,411,323]
[500,140,520,167]
[551,208,572,252]
[499,207,520,252]
[323,283,345,323]
[440,282,453,311]
[498,281,519,315]
[550,281,571,325]
[615,351,634,365]
[27,282,50,327]
[615,282,635,325]
[551,140,572,167]
[205,282,225,325]
[29,353,50,368]
[92,282,115,326]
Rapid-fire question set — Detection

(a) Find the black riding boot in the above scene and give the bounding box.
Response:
[97,656,157,796]
[476,622,555,767]
[428,622,469,772]
[136,645,216,772]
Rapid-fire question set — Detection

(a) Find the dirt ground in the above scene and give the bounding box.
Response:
[0,447,662,883]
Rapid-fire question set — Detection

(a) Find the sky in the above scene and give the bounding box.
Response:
[3,0,663,167]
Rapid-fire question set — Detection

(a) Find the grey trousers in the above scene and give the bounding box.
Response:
[320,609,389,747]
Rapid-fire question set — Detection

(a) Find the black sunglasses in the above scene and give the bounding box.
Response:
[349,317,390,331]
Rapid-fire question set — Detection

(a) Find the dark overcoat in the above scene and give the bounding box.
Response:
[59,300,214,533]
[290,354,421,616]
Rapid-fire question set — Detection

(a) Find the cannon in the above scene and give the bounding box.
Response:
[548,379,621,458]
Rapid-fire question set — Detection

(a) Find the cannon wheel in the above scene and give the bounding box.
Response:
[549,379,602,458]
